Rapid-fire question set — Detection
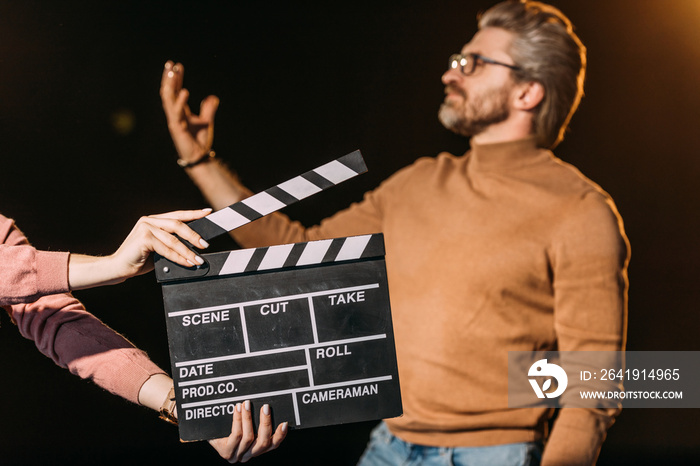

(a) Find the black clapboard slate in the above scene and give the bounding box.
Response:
[154,153,402,441]
[156,234,402,441]
[186,150,367,242]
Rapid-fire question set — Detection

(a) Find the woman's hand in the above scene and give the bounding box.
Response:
[68,209,211,290]
[208,401,288,463]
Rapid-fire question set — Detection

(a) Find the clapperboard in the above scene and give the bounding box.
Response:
[155,151,402,441]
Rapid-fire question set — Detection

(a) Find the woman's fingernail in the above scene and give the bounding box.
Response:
[194,256,205,265]
[244,400,251,411]
[167,71,174,78]
[186,259,195,266]
[236,403,242,413]
[263,404,270,416]
[282,422,288,432]
[199,238,209,248]
[202,208,213,213]
[165,62,172,69]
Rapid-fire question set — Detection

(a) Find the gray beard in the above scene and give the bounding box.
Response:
[438,89,510,137]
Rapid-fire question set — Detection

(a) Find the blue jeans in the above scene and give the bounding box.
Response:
[357,422,542,466]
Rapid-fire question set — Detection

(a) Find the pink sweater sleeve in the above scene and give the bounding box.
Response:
[0,215,71,306]
[8,294,166,404]
[1,214,166,404]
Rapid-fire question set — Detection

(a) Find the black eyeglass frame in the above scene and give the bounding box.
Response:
[448,53,521,75]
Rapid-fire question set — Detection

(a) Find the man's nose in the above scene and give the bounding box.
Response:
[441,66,462,85]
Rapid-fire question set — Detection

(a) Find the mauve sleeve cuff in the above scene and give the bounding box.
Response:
[70,347,167,405]
[35,249,71,295]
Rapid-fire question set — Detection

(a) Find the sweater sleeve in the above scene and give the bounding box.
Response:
[543,191,630,465]
[1,214,165,404]
[7,295,167,404]
[0,215,71,306]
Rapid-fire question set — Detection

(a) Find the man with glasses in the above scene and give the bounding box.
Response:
[160,1,629,464]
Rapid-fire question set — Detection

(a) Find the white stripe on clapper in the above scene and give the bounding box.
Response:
[292,392,301,425]
[278,176,322,199]
[315,160,359,184]
[308,296,319,344]
[304,347,315,386]
[206,208,250,232]
[258,243,296,271]
[239,305,251,353]
[296,239,333,266]
[242,191,287,216]
[336,234,372,261]
[220,248,257,275]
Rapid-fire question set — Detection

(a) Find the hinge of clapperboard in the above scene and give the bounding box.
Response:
[154,150,385,281]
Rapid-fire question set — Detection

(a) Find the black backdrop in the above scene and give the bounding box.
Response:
[1,1,699,464]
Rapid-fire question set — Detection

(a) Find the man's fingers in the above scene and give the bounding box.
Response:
[161,61,186,113]
[161,61,179,101]
[200,95,220,122]
[161,60,174,93]
[173,88,190,120]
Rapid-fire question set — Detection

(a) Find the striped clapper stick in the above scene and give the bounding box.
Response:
[154,153,402,442]
[186,150,367,242]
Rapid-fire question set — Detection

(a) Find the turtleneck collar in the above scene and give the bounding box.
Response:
[467,136,550,172]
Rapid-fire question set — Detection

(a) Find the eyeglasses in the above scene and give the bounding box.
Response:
[448,53,521,76]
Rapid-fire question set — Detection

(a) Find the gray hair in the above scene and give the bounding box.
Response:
[479,0,586,148]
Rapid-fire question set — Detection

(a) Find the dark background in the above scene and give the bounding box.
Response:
[1,0,698,464]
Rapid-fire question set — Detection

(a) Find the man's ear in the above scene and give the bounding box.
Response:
[513,81,544,111]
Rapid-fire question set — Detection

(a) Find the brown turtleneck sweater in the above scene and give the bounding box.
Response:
[233,137,630,465]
